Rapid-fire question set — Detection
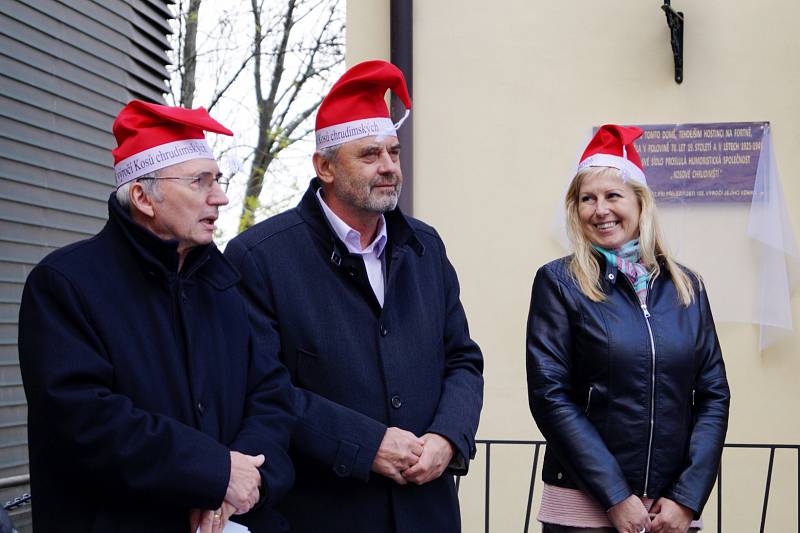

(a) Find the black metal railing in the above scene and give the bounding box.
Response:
[1,473,30,532]
[3,442,799,532]
[456,440,800,533]
[1,474,30,512]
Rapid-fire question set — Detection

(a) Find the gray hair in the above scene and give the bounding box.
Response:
[115,173,163,210]
[315,144,341,164]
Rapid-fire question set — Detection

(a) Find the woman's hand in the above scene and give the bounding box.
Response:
[608,494,651,533]
[649,497,693,533]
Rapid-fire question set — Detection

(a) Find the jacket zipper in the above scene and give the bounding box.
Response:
[621,273,657,497]
[585,385,594,415]
[641,302,656,497]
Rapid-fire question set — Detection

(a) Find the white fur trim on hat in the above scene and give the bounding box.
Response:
[114,139,214,187]
[577,153,647,185]
[315,117,396,150]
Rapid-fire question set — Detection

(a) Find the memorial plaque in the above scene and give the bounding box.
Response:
[616,122,767,203]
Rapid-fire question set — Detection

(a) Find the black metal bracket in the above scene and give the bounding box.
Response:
[662,0,684,84]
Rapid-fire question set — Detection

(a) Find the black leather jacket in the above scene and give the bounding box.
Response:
[526,255,729,516]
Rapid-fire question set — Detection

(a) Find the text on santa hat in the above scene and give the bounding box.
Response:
[116,140,213,180]
[316,119,392,146]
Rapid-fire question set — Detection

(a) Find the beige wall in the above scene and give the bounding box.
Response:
[347,1,800,531]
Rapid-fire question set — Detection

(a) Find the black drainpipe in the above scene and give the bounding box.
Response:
[390,0,413,215]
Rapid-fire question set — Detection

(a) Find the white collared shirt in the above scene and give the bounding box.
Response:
[316,189,388,306]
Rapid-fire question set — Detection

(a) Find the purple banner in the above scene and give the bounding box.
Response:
[622,122,767,203]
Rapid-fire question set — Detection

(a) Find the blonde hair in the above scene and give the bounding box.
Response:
[564,166,697,306]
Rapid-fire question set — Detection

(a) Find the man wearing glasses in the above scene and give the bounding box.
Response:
[18,100,294,532]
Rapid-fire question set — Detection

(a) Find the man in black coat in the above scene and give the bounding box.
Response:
[18,101,294,532]
[225,61,484,532]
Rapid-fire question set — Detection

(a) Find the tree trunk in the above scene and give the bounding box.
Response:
[180,0,202,108]
[238,0,296,232]
[166,0,344,239]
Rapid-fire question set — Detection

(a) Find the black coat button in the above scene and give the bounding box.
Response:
[197,402,205,414]
[335,464,349,476]
[380,324,388,337]
[391,395,402,409]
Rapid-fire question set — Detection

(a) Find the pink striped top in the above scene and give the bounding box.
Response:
[538,483,703,529]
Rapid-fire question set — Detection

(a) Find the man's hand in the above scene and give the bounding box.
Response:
[401,433,454,485]
[371,427,424,484]
[607,494,651,533]
[226,451,264,514]
[650,497,693,533]
[191,501,236,533]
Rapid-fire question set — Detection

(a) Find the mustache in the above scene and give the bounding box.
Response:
[370,174,400,187]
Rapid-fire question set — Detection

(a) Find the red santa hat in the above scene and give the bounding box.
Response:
[315,60,411,150]
[112,100,233,187]
[577,124,647,185]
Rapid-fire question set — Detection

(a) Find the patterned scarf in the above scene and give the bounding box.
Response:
[593,239,650,305]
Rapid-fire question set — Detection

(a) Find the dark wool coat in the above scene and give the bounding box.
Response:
[18,195,295,533]
[224,179,484,533]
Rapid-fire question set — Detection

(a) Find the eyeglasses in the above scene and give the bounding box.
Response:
[142,173,232,193]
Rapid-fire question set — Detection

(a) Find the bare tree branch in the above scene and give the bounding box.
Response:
[280,95,325,140]
[180,0,202,108]
[262,0,297,129]
[168,0,345,235]
[269,1,342,156]
[240,0,299,230]
[275,54,343,132]
[207,49,255,112]
[251,0,265,106]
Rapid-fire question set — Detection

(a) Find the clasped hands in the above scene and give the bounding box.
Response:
[608,494,694,533]
[371,427,454,485]
[190,451,264,533]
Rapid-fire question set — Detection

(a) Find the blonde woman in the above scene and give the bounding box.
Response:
[526,125,730,533]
